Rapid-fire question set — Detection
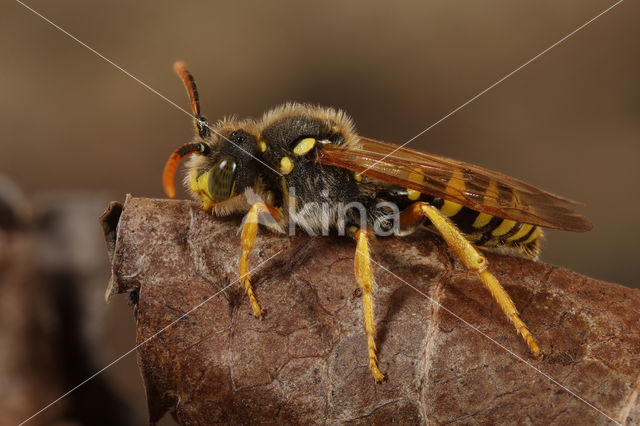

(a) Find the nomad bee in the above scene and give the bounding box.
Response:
[163,62,592,382]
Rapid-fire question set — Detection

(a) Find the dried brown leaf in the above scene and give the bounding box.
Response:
[104,196,640,425]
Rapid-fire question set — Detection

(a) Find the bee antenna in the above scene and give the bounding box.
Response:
[162,142,209,198]
[173,61,210,138]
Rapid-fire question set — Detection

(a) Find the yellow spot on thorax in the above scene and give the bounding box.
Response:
[293,138,316,155]
[280,156,294,174]
[354,173,363,182]
[259,140,267,152]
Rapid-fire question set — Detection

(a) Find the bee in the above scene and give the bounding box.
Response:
[163,61,592,382]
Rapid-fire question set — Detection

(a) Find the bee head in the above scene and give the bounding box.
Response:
[162,62,260,209]
[184,128,260,210]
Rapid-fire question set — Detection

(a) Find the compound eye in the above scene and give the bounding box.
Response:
[207,157,237,201]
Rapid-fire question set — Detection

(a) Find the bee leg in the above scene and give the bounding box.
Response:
[239,202,279,318]
[400,202,541,357]
[354,228,385,382]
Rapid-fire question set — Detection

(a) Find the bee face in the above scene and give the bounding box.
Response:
[186,128,260,209]
[163,61,262,210]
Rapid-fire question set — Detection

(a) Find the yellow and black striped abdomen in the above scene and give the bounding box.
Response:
[376,185,542,259]
[374,162,544,258]
[426,198,542,259]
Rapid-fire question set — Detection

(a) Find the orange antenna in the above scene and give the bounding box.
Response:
[173,61,201,116]
[174,61,210,138]
[162,142,207,197]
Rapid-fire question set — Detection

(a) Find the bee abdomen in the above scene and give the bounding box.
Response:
[432,203,541,258]
[376,186,541,258]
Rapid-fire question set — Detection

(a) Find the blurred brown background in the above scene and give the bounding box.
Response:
[2,0,638,424]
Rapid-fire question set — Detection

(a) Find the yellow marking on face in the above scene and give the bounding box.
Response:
[332,125,340,132]
[492,219,517,237]
[280,156,294,174]
[196,170,207,185]
[354,173,363,182]
[201,196,214,211]
[440,200,463,217]
[196,170,210,194]
[190,169,215,210]
[189,169,200,194]
[293,138,316,155]
[407,189,421,201]
[522,227,540,244]
[259,140,267,152]
[472,212,493,229]
[507,223,533,242]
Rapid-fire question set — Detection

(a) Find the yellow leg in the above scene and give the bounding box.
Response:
[354,229,385,382]
[402,202,541,357]
[240,202,279,318]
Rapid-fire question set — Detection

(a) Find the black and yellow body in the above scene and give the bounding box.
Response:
[163,62,591,382]
[255,105,544,258]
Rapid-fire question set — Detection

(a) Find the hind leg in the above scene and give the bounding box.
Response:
[400,202,541,356]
